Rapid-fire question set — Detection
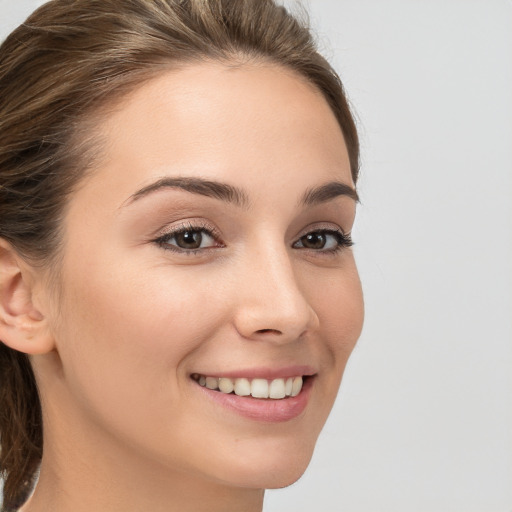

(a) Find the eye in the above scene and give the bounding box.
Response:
[293,229,353,253]
[154,224,222,253]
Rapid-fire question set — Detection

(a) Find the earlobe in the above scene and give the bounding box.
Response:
[0,239,55,355]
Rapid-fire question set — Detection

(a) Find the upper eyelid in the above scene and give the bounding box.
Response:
[294,222,349,238]
[294,228,352,244]
[152,220,351,246]
[156,222,346,237]
[155,220,220,238]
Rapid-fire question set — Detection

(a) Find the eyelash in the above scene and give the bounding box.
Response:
[153,223,353,256]
[153,221,223,255]
[293,229,353,254]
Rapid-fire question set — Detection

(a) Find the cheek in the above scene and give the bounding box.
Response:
[53,254,227,418]
[306,261,364,363]
[61,254,218,348]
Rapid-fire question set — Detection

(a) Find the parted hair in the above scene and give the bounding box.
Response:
[0,0,359,509]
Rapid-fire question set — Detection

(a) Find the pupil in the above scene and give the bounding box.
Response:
[303,232,325,249]
[177,231,202,249]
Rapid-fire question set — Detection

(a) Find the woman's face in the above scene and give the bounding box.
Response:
[38,62,364,489]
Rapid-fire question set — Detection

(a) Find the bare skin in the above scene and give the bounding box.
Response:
[0,61,363,512]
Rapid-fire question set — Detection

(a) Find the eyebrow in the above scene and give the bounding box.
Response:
[123,176,358,208]
[300,181,359,206]
[124,176,249,208]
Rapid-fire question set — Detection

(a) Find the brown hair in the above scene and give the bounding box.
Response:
[0,0,359,508]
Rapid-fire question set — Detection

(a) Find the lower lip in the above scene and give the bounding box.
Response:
[193,377,314,423]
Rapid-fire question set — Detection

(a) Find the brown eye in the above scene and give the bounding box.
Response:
[300,232,327,249]
[174,230,203,249]
[156,227,219,252]
[293,229,353,252]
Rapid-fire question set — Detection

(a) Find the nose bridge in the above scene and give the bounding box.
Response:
[233,240,319,341]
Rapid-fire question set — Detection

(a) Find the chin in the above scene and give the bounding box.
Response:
[261,464,311,490]
[222,460,313,491]
[209,435,318,491]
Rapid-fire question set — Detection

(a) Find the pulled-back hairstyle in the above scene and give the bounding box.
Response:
[0,0,359,509]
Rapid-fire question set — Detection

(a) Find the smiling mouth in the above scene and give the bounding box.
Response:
[191,373,308,399]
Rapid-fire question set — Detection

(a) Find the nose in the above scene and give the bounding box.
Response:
[232,246,320,343]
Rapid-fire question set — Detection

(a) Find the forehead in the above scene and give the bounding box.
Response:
[83,61,352,205]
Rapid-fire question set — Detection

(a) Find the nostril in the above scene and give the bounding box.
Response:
[255,329,282,335]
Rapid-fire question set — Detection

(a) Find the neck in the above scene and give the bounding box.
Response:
[23,448,264,512]
[21,407,264,512]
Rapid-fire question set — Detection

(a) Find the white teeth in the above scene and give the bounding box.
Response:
[291,376,303,397]
[251,379,269,398]
[285,377,293,396]
[205,376,218,390]
[269,378,286,399]
[234,378,251,396]
[218,377,234,394]
[195,374,306,399]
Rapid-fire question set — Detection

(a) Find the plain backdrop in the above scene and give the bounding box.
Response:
[1,1,511,511]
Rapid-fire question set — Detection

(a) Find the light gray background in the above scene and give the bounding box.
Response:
[1,1,511,511]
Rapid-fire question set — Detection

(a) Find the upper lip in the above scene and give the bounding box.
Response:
[190,365,316,380]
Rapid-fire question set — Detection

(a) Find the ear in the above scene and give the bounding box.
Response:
[0,239,55,355]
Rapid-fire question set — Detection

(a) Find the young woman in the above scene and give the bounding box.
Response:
[0,1,363,510]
